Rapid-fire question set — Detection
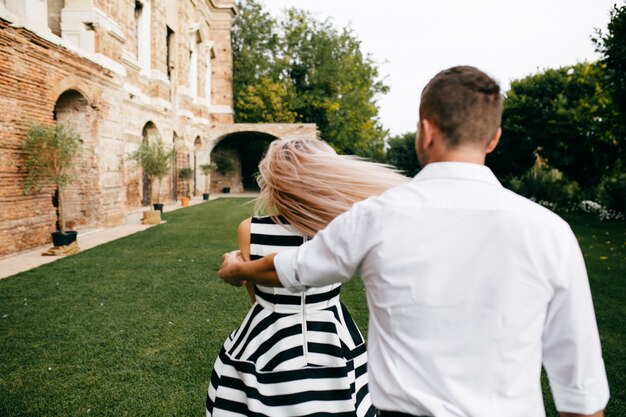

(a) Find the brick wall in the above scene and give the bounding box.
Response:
[0,18,118,257]
[0,1,314,258]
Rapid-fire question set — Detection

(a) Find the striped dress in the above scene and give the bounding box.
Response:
[206,216,375,417]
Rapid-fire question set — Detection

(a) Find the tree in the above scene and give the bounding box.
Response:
[594,2,626,117]
[235,77,298,123]
[200,163,217,195]
[386,131,420,177]
[231,0,289,122]
[129,140,176,205]
[21,123,81,234]
[178,167,193,198]
[232,0,389,160]
[487,62,623,189]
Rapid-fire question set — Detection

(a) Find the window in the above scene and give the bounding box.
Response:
[189,30,201,97]
[135,0,150,73]
[166,26,174,81]
[205,46,215,104]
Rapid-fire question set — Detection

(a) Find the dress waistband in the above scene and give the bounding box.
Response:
[254,285,341,312]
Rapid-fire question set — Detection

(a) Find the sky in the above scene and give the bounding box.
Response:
[263,0,620,136]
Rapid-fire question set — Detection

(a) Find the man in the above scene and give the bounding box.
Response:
[219,66,609,417]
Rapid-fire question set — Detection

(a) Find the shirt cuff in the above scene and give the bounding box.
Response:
[274,248,307,293]
[551,380,609,414]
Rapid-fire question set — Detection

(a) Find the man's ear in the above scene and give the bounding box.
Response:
[485,127,501,154]
[420,119,436,150]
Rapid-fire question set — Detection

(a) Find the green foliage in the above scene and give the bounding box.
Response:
[597,171,626,214]
[200,163,217,176]
[488,62,624,190]
[508,157,581,208]
[178,167,193,180]
[129,140,175,182]
[232,0,388,160]
[21,123,81,233]
[199,163,217,194]
[236,77,299,123]
[594,2,626,117]
[385,131,420,177]
[129,140,176,204]
[212,153,235,175]
[178,167,193,197]
[21,123,81,193]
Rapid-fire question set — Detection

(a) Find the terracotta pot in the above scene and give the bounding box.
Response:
[181,197,190,207]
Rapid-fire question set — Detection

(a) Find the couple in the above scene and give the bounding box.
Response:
[208,66,609,417]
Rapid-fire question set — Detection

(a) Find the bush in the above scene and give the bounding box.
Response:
[509,157,580,209]
[597,172,626,215]
[212,153,235,175]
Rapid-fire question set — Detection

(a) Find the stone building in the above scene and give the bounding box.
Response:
[0,0,316,257]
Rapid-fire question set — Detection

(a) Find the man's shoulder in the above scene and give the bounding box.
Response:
[499,187,572,232]
[353,181,414,212]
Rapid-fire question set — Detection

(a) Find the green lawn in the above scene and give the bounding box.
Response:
[0,199,623,416]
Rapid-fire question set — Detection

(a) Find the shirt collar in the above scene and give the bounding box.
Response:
[413,162,502,187]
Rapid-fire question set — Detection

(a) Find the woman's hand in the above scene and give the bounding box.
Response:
[219,250,245,287]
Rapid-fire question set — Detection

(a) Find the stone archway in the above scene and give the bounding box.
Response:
[173,133,187,200]
[140,121,161,206]
[209,132,277,194]
[53,89,98,230]
[171,132,180,200]
[193,136,202,196]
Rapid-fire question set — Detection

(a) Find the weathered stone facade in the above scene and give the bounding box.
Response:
[0,0,316,257]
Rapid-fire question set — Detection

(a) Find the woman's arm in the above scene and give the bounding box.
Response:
[237,218,256,303]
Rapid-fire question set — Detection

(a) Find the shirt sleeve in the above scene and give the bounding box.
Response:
[274,202,377,292]
[542,230,610,413]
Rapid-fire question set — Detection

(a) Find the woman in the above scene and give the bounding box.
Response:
[206,137,408,417]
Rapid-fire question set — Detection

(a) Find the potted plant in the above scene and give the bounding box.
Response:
[199,162,217,200]
[213,153,234,193]
[178,167,193,206]
[129,139,176,217]
[21,123,81,248]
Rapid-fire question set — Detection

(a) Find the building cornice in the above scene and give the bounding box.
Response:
[206,0,238,17]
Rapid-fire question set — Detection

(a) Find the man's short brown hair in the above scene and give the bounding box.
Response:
[419,66,503,148]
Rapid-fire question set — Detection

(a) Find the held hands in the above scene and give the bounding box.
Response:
[219,250,246,287]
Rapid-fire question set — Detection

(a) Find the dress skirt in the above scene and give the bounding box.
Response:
[206,216,375,417]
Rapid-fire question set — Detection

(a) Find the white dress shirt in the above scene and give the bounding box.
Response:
[274,162,609,417]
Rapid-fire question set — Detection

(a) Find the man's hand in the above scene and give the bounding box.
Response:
[219,251,245,287]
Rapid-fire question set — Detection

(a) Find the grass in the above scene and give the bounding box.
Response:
[0,200,624,416]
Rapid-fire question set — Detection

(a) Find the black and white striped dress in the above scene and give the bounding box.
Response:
[206,216,375,417]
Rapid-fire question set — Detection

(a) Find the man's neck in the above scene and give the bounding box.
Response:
[426,147,487,165]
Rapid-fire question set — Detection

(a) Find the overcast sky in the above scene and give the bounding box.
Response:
[263,0,620,136]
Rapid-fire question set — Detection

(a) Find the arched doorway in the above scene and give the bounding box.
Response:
[193,136,202,196]
[171,132,180,201]
[210,132,276,193]
[173,133,187,200]
[140,122,161,206]
[53,89,98,229]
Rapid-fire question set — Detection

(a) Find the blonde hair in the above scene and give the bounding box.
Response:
[255,137,409,237]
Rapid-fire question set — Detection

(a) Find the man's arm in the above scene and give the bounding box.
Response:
[219,251,282,288]
[220,202,378,292]
[543,231,609,415]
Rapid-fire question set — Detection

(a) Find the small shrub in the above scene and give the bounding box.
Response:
[509,158,580,209]
[597,173,626,215]
[178,168,193,197]
[212,153,235,175]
